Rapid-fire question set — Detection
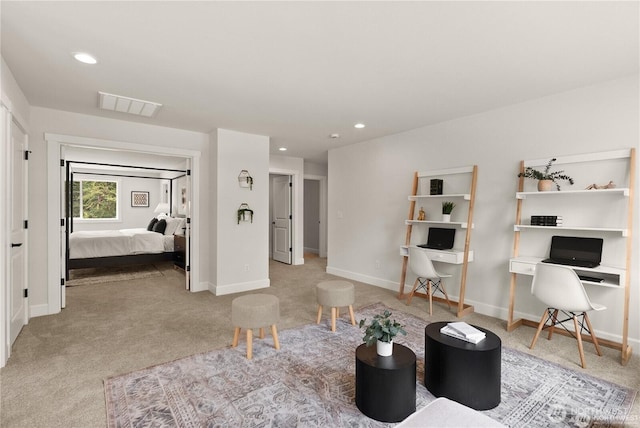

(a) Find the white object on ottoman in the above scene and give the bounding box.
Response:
[397,397,505,427]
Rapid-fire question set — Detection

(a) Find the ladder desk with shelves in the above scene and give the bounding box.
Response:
[508,149,635,365]
[398,166,477,318]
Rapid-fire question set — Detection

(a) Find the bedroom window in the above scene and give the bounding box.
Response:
[72,179,118,220]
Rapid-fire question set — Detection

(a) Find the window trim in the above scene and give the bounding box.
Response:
[72,177,121,222]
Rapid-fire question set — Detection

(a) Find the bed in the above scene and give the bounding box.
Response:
[67,217,186,270]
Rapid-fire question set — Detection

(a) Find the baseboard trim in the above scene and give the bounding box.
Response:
[209,278,270,296]
[325,265,640,349]
[325,266,398,291]
[29,304,50,318]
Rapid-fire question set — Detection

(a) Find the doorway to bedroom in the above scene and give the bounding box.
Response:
[62,147,192,298]
[46,133,201,314]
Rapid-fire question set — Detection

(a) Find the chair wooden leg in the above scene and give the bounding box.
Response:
[336,307,340,318]
[316,305,323,324]
[331,307,337,332]
[246,329,253,360]
[530,309,550,350]
[406,278,420,305]
[547,309,559,340]
[348,305,356,326]
[271,325,280,350]
[439,280,452,309]
[259,327,265,339]
[573,316,587,368]
[427,281,433,316]
[583,312,602,356]
[232,327,241,347]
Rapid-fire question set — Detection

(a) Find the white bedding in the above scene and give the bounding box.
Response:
[69,228,174,259]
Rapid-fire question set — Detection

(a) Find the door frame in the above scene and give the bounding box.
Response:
[269,168,303,265]
[303,174,327,258]
[271,174,292,264]
[1,106,30,367]
[45,133,202,317]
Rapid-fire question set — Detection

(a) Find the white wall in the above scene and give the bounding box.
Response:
[304,161,327,177]
[210,129,270,295]
[270,155,305,265]
[1,58,30,130]
[28,107,210,308]
[327,75,640,346]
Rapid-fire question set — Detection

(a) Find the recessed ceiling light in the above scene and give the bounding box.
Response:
[330,133,340,139]
[73,52,97,64]
[354,123,365,129]
[279,147,287,151]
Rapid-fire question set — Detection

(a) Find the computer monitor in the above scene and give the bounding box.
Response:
[543,235,603,268]
[422,227,456,250]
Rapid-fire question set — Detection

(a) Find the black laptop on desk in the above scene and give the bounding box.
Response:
[541,235,603,268]
[417,228,456,250]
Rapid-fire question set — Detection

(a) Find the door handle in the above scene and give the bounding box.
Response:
[11,243,23,248]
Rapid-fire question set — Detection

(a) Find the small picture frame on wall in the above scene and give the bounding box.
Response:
[131,191,149,207]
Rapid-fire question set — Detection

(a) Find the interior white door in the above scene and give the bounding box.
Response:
[9,119,27,345]
[272,175,292,264]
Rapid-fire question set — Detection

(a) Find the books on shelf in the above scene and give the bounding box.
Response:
[440,322,486,344]
[530,215,563,226]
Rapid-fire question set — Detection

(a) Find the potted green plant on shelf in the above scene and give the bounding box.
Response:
[442,201,455,222]
[517,158,574,191]
[359,310,407,357]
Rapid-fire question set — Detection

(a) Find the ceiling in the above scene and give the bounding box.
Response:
[2,1,638,164]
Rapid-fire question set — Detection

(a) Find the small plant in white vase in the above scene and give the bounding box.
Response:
[442,201,455,222]
[359,310,407,357]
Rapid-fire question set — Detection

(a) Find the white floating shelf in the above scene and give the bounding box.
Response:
[516,188,629,199]
[409,193,471,201]
[406,220,473,229]
[514,224,628,236]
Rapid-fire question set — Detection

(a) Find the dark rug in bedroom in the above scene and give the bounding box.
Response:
[104,302,636,427]
[67,264,164,286]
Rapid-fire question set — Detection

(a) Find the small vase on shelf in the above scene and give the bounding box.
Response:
[537,179,553,191]
[442,214,451,222]
[377,340,393,357]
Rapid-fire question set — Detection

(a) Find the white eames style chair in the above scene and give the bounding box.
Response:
[406,247,452,315]
[529,262,606,369]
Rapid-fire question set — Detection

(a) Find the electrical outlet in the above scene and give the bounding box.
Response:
[375,260,381,269]
[244,264,250,272]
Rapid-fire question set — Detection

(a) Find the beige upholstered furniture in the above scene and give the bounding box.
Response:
[529,262,606,368]
[231,294,280,359]
[316,280,356,332]
[397,397,506,427]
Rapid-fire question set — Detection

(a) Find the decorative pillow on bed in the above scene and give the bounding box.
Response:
[163,217,181,236]
[147,217,158,231]
[152,219,167,234]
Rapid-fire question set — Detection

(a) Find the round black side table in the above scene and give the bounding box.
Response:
[424,321,501,410]
[355,343,416,422]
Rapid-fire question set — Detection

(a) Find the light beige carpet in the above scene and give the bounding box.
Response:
[67,264,164,286]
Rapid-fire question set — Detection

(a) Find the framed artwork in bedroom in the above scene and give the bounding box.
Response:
[131,191,149,207]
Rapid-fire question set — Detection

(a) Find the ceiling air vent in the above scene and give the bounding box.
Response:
[98,91,162,117]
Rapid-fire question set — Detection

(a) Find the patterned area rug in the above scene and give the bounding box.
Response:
[67,264,163,286]
[104,303,636,427]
